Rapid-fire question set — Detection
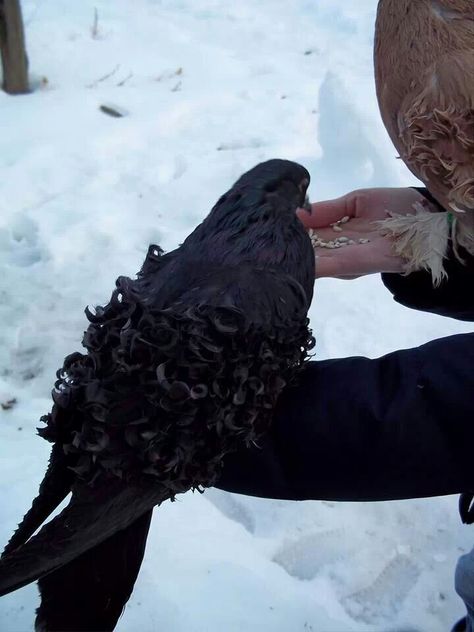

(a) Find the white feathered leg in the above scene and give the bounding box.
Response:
[451,207,474,262]
[375,202,450,286]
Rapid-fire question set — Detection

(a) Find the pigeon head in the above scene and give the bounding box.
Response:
[230,158,311,213]
[187,159,311,246]
[181,159,314,289]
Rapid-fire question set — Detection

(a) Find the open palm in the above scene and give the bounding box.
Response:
[297,188,436,279]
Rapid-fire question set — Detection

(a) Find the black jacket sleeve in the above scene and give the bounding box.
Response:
[217,333,474,502]
[382,257,474,321]
[217,188,474,503]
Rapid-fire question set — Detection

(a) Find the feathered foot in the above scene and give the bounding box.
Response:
[376,202,453,286]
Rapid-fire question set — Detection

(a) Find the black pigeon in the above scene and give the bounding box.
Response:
[0,159,315,631]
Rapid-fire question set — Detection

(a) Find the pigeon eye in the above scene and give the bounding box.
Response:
[299,178,309,192]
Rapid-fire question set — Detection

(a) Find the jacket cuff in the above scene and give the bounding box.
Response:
[412,187,446,212]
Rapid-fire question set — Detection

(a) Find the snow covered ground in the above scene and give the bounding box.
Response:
[0,1,472,630]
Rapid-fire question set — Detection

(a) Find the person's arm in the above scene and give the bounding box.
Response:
[216,333,474,501]
[382,254,474,321]
[217,187,474,502]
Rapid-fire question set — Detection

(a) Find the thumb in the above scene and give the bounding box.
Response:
[314,253,362,278]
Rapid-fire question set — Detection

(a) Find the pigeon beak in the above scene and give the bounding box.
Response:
[299,177,309,193]
[297,179,311,212]
[297,195,312,215]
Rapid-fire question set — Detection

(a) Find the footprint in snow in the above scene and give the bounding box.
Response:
[155,156,188,184]
[0,214,47,268]
[204,488,256,534]
[341,554,421,625]
[173,155,187,180]
[307,72,391,201]
[272,529,361,581]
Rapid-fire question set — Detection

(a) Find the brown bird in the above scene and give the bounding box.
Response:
[374,0,474,283]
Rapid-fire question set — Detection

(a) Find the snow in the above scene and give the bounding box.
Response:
[0,1,472,630]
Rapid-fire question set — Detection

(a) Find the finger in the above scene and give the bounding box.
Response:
[314,244,405,278]
[297,195,352,228]
[316,273,362,280]
[314,255,358,278]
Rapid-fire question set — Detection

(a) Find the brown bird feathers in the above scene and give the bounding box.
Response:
[375,0,474,283]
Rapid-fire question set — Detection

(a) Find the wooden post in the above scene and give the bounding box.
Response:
[0,0,29,95]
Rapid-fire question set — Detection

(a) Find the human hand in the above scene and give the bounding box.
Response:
[297,188,432,279]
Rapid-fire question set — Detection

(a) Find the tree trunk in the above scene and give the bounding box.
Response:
[0,0,29,95]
